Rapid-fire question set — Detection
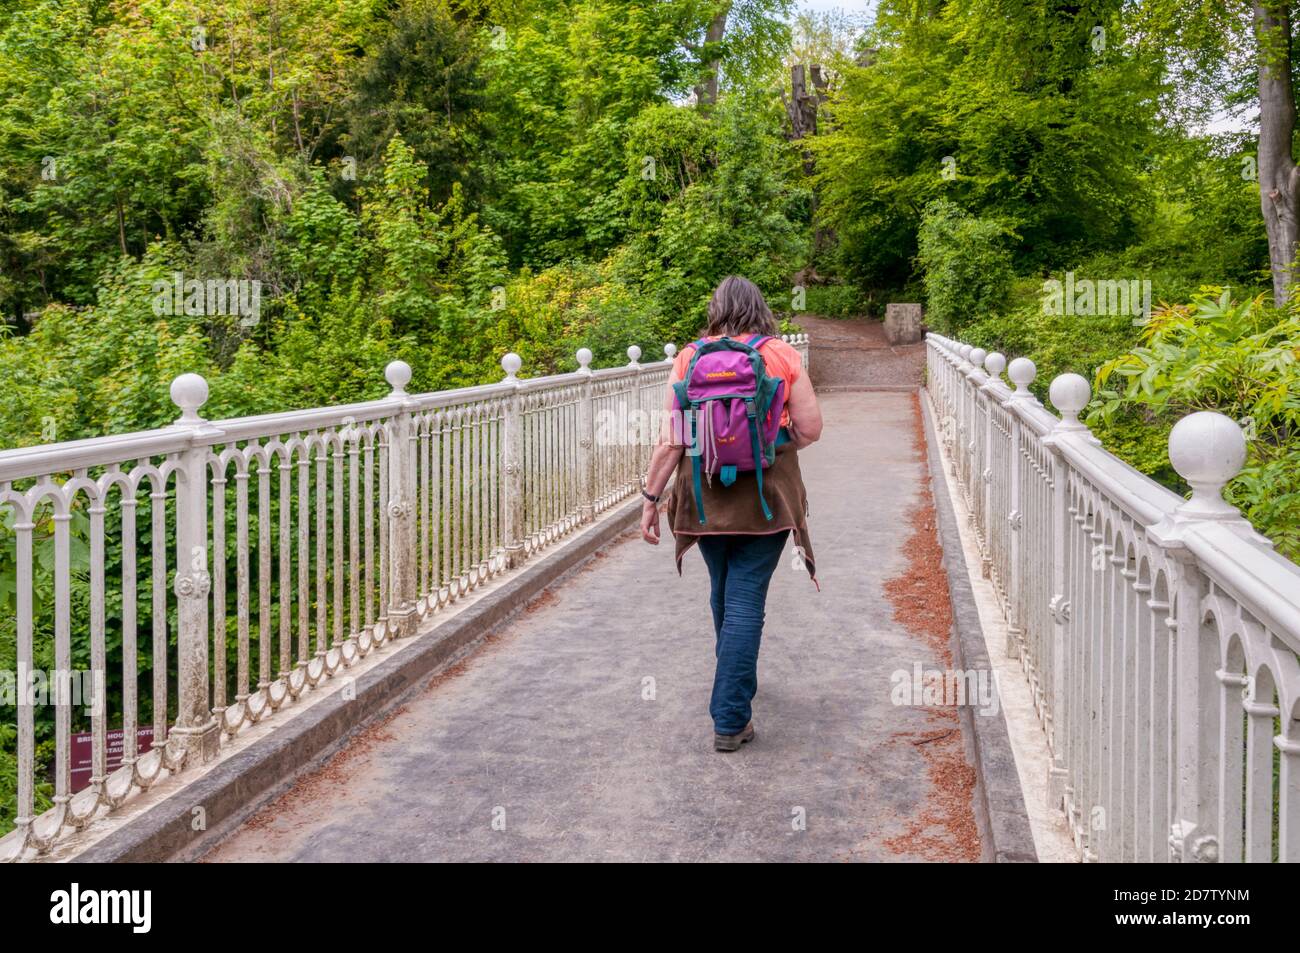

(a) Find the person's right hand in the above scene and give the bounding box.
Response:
[640,499,661,545]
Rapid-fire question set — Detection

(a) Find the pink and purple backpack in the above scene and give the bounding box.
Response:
[672,334,787,524]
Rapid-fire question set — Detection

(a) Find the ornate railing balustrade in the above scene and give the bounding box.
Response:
[0,335,810,860]
[927,332,1300,863]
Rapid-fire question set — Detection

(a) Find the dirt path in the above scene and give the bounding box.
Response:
[795,314,926,390]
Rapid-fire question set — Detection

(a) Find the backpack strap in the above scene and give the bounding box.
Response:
[674,344,700,412]
[745,399,774,522]
[754,373,783,462]
[688,406,707,524]
[671,377,690,411]
[690,449,707,524]
[744,334,771,349]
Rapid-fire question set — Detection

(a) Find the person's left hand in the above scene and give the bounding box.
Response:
[640,499,661,544]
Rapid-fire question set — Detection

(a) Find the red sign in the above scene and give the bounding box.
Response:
[69,727,155,793]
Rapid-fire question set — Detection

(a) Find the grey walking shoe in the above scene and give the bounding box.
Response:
[713,721,755,752]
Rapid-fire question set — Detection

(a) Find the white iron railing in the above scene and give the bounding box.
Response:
[927,332,1300,863]
[0,335,810,860]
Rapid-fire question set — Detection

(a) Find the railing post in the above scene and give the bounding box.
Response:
[1003,356,1034,661]
[1043,373,1090,824]
[576,348,595,523]
[957,345,975,490]
[965,347,988,530]
[947,338,960,472]
[978,351,1003,579]
[626,345,642,492]
[167,373,220,766]
[501,353,526,568]
[384,360,418,636]
[1151,411,1249,863]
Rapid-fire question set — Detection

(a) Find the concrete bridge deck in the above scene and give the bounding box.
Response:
[204,389,985,862]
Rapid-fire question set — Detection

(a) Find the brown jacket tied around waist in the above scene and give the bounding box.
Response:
[666,441,818,587]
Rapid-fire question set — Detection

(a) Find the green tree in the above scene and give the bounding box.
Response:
[812,0,1158,288]
[345,0,490,208]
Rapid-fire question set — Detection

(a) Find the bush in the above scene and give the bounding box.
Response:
[915,199,1015,335]
[960,280,1175,484]
[1091,289,1300,561]
[616,90,810,346]
[800,283,866,318]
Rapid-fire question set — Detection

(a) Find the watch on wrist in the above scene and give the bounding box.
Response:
[641,489,661,503]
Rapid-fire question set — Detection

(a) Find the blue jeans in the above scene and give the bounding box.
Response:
[696,530,790,735]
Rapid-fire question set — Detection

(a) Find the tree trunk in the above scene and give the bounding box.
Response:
[693,4,731,108]
[1255,2,1299,306]
[785,65,833,256]
[116,196,128,256]
[784,65,828,157]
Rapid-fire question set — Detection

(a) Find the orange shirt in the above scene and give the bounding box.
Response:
[668,335,802,428]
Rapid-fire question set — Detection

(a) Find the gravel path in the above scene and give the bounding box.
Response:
[795,314,926,389]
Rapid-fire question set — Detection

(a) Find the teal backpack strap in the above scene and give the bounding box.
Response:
[754,374,783,464]
[746,401,774,521]
[689,404,706,524]
[672,378,690,411]
[691,451,707,524]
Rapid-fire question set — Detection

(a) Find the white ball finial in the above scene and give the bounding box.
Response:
[664,343,677,360]
[576,347,593,373]
[959,344,973,363]
[627,345,642,366]
[385,360,412,396]
[1168,412,1247,518]
[984,352,1006,377]
[170,373,209,424]
[969,347,988,370]
[1048,373,1091,430]
[1007,357,1036,397]
[501,352,522,381]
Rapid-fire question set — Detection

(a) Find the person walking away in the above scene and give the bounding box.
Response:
[638,276,822,751]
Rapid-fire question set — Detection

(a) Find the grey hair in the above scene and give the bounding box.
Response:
[704,275,778,338]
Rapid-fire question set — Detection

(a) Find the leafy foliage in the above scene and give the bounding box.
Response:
[811,0,1158,288]
[914,199,1015,336]
[1092,290,1300,559]
[0,0,804,834]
